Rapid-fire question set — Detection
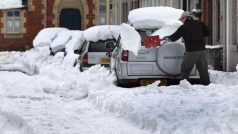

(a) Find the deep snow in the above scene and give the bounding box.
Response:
[0,48,238,134]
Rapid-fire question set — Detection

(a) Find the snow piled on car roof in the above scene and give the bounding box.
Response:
[0,0,23,9]
[83,25,120,42]
[128,6,183,29]
[33,27,69,48]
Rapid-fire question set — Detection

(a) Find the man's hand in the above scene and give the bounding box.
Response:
[161,36,170,42]
[160,36,170,45]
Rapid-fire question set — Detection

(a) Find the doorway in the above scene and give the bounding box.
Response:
[60,8,81,30]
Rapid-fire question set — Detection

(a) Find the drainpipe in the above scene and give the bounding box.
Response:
[226,0,230,71]
[106,0,110,25]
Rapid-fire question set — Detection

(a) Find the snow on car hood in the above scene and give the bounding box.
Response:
[128,6,183,29]
[83,25,120,42]
[120,23,141,56]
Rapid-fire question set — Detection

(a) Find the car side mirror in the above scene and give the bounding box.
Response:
[105,41,115,49]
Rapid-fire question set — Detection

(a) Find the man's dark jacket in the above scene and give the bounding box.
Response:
[168,18,209,52]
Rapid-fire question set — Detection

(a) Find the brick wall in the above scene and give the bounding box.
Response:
[24,0,45,49]
[86,0,95,28]
[0,0,98,51]
[46,0,55,27]
[0,0,44,51]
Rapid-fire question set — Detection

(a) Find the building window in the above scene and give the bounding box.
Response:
[99,0,106,25]
[5,10,21,34]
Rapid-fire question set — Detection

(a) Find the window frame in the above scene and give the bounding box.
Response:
[99,0,107,25]
[5,10,22,34]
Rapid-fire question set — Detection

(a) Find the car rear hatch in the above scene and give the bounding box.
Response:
[127,46,163,75]
[88,53,110,66]
[87,40,115,67]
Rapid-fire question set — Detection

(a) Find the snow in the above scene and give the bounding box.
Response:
[33,28,68,48]
[152,23,183,42]
[63,31,85,66]
[65,31,85,53]
[33,26,120,55]
[83,25,120,42]
[0,110,34,134]
[0,0,23,9]
[120,23,141,56]
[128,7,183,29]
[50,31,73,53]
[206,45,223,49]
[1,47,238,134]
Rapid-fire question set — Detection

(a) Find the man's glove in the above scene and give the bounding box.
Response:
[161,36,171,42]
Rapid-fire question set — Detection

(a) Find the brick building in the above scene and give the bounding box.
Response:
[0,0,103,51]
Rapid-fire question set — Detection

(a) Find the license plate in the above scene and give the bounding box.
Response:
[99,58,110,63]
[140,79,168,86]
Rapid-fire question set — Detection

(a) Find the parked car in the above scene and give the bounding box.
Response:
[110,25,199,86]
[74,25,120,71]
[110,22,199,86]
[74,39,116,71]
[109,7,200,86]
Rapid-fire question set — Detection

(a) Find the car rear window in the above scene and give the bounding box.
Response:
[88,40,115,52]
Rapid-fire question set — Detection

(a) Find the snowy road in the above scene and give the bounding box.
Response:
[0,71,148,134]
[0,94,149,134]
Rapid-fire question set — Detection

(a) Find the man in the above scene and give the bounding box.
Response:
[163,11,210,85]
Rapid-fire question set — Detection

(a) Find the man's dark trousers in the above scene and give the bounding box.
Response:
[180,50,210,85]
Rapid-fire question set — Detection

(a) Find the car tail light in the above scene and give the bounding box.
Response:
[83,52,88,64]
[121,50,128,61]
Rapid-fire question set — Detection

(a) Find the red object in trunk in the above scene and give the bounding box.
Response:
[144,35,160,48]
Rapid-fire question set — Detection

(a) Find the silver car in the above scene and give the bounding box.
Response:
[74,39,116,71]
[111,30,199,86]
